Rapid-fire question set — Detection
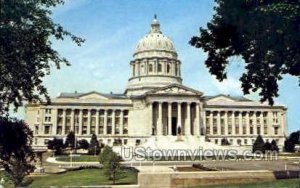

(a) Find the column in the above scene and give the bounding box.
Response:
[120,110,124,135]
[52,109,57,135]
[112,110,115,135]
[267,111,273,135]
[62,109,66,135]
[79,110,83,135]
[246,111,250,135]
[210,111,213,135]
[157,102,163,135]
[238,112,243,135]
[200,103,205,135]
[217,111,221,135]
[260,111,264,135]
[168,103,172,135]
[195,103,200,136]
[186,102,191,135]
[149,103,153,135]
[104,110,108,135]
[177,102,182,132]
[231,111,235,135]
[87,109,91,135]
[224,111,228,135]
[96,110,100,135]
[70,109,75,132]
[253,111,257,135]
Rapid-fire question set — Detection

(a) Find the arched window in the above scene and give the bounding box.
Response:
[149,64,153,72]
[158,63,162,72]
[167,64,170,73]
[175,65,178,76]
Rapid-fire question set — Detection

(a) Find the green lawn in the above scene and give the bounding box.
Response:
[196,178,300,188]
[55,154,99,162]
[0,170,14,188]
[27,168,137,187]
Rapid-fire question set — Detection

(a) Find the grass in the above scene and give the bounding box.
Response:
[195,178,300,188]
[55,154,99,162]
[27,167,138,188]
[0,170,14,188]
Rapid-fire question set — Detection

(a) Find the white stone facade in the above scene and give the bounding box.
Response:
[25,17,287,150]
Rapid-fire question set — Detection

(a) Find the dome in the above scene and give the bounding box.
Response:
[126,15,182,96]
[134,16,176,56]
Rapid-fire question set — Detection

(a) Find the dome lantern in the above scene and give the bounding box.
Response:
[151,14,161,33]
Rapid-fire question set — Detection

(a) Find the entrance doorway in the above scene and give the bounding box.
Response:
[172,117,177,136]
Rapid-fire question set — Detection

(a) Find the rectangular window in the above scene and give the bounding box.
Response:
[243,126,247,135]
[107,126,112,134]
[264,126,268,135]
[206,126,210,134]
[235,125,239,134]
[44,125,50,134]
[257,126,261,135]
[57,126,62,135]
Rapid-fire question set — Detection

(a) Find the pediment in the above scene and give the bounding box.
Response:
[78,92,109,100]
[146,84,203,96]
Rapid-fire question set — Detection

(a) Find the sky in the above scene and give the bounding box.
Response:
[14,0,300,133]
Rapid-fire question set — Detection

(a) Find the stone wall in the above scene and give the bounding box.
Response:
[138,170,280,188]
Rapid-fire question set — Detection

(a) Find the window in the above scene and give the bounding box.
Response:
[45,109,51,114]
[244,139,248,145]
[35,125,39,135]
[149,64,153,72]
[158,63,162,72]
[274,127,279,135]
[235,125,239,134]
[45,117,51,122]
[167,64,171,73]
[44,125,50,134]
[136,139,141,146]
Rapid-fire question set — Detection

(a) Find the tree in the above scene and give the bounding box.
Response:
[47,138,64,155]
[190,0,300,105]
[77,139,89,150]
[270,139,279,152]
[99,146,114,165]
[88,134,100,155]
[252,135,265,153]
[284,130,300,152]
[264,140,272,152]
[99,146,123,184]
[0,118,35,186]
[0,0,84,115]
[65,131,75,149]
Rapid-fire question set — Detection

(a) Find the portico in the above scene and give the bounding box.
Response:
[150,101,201,136]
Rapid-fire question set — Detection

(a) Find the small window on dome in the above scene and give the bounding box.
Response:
[158,63,162,72]
[167,64,171,73]
[149,64,153,73]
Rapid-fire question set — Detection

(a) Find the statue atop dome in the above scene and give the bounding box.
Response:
[151,14,161,33]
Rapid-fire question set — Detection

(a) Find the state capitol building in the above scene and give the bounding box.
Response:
[25,16,287,150]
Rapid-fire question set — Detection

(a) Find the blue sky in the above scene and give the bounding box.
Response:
[15,0,300,133]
